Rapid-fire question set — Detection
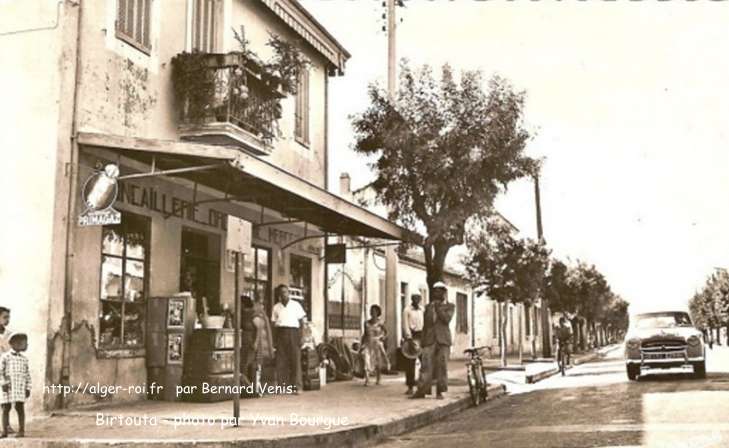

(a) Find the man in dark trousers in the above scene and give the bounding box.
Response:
[271,285,306,394]
[411,281,455,400]
[402,293,424,395]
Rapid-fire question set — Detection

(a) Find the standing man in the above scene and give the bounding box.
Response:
[271,285,306,394]
[411,281,454,400]
[402,294,424,395]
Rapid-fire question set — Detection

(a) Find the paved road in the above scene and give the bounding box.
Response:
[378,345,729,448]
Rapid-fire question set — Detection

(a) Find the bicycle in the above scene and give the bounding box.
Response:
[464,346,490,406]
[556,339,571,376]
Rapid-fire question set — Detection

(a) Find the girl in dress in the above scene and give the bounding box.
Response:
[360,305,390,386]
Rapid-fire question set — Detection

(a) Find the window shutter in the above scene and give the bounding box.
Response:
[143,0,151,49]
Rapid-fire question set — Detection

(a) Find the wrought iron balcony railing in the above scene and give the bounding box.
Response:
[172,52,284,155]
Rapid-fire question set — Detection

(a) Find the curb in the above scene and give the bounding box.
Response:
[18,385,507,448]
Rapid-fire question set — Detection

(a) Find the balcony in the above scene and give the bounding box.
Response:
[172,52,284,156]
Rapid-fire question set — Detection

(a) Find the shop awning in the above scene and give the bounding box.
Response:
[78,132,415,242]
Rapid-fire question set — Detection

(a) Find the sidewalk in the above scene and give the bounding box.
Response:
[8,364,505,447]
[481,344,619,385]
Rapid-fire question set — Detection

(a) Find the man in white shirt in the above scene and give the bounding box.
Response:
[271,285,306,393]
[402,294,424,395]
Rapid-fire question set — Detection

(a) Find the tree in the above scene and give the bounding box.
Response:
[351,62,539,293]
[464,218,550,366]
[690,270,729,346]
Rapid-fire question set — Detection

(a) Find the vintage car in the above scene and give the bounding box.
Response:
[624,311,705,380]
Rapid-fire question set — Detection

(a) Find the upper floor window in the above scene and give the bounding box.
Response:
[191,0,219,52]
[116,0,152,54]
[294,69,310,146]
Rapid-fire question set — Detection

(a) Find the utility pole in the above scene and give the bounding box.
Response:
[535,174,552,358]
[387,0,397,100]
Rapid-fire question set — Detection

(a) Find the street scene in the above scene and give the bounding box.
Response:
[380,346,729,448]
[2,0,729,447]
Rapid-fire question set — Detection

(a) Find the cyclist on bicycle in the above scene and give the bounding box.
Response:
[555,317,573,368]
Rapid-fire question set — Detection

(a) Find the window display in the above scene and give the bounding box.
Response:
[99,212,149,351]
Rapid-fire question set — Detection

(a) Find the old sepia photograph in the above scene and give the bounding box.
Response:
[1,0,728,446]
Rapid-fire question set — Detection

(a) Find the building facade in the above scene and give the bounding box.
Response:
[1,0,406,412]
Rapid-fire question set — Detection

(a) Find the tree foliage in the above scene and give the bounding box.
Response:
[464,217,550,305]
[351,62,539,288]
[689,269,729,334]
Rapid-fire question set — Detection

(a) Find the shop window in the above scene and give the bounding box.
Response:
[289,254,312,320]
[456,292,468,334]
[243,246,272,315]
[99,212,149,351]
[294,69,310,146]
[180,229,221,316]
[190,0,218,52]
[116,0,152,54]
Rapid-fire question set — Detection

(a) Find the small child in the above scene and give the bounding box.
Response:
[0,333,30,438]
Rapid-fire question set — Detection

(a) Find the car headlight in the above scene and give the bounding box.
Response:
[626,338,640,349]
[687,335,701,346]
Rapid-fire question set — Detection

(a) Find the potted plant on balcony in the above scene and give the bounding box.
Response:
[171,26,308,147]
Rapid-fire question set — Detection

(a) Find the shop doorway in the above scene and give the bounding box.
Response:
[289,254,312,320]
[180,228,221,316]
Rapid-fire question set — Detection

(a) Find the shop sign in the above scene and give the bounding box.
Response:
[118,182,227,231]
[78,164,122,227]
[226,216,252,255]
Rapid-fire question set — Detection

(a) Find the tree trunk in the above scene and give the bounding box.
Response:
[423,240,450,296]
[716,327,722,346]
[518,305,523,364]
[500,302,508,367]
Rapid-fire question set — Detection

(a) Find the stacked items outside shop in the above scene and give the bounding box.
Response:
[181,328,239,402]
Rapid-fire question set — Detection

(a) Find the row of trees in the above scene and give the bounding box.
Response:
[689,269,729,346]
[464,217,629,365]
[351,61,628,366]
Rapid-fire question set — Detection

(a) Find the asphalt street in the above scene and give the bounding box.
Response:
[377,345,729,448]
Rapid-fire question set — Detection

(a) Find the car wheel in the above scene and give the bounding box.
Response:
[626,364,640,381]
[692,361,706,379]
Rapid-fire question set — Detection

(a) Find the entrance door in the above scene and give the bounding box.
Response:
[180,229,221,315]
[289,254,312,320]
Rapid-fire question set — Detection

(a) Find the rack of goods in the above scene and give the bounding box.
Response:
[180,329,240,402]
[146,294,197,401]
[301,347,320,391]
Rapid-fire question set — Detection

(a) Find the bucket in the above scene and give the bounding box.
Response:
[201,316,225,329]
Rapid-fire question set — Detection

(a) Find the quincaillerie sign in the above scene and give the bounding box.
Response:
[78,164,122,227]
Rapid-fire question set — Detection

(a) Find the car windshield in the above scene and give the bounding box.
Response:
[633,312,692,329]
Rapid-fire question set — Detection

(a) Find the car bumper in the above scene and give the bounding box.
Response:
[626,356,704,367]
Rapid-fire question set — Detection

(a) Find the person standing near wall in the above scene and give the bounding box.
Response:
[271,285,305,394]
[402,294,424,395]
[411,282,455,400]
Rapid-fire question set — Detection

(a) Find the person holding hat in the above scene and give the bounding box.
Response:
[402,294,424,395]
[411,281,454,400]
[0,333,30,438]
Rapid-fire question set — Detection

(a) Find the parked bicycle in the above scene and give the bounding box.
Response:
[464,346,490,406]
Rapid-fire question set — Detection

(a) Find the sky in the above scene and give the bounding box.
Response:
[302,0,729,312]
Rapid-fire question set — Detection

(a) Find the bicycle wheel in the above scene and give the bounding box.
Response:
[466,363,481,406]
[479,364,489,401]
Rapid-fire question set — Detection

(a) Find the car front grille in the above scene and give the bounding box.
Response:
[640,339,686,352]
